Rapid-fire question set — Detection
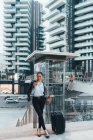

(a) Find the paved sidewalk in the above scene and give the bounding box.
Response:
[4,129,93,140]
[1,121,93,140]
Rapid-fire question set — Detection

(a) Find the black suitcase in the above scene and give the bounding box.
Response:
[50,112,65,134]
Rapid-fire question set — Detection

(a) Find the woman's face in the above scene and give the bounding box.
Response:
[37,73,43,81]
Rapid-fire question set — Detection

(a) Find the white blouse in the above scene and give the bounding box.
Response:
[31,82,44,97]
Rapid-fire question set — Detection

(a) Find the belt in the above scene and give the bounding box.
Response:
[33,95,44,99]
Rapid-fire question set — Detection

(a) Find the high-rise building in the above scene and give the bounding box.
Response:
[4,0,45,76]
[0,53,6,71]
[31,1,45,51]
[4,0,32,76]
[74,0,93,73]
[46,0,67,52]
[46,0,93,73]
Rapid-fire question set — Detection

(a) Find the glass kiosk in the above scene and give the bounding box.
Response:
[26,50,79,127]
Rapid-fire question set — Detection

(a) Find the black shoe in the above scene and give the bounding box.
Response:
[45,130,50,138]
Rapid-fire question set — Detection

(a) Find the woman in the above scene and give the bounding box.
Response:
[27,72,50,138]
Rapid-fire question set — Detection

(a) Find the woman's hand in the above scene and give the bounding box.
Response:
[33,82,38,87]
[46,96,52,105]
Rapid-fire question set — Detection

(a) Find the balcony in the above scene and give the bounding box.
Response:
[4,43,12,47]
[38,47,46,50]
[7,66,15,70]
[5,52,11,56]
[49,40,66,49]
[75,6,93,16]
[75,41,93,48]
[46,23,60,32]
[15,52,29,56]
[15,23,30,28]
[39,43,45,47]
[4,0,16,4]
[49,12,66,23]
[15,33,30,37]
[4,23,12,28]
[19,38,30,43]
[15,62,30,66]
[75,0,93,9]
[47,36,61,44]
[15,13,29,18]
[46,9,59,20]
[4,14,12,18]
[4,28,16,33]
[20,0,28,3]
[4,9,16,14]
[75,35,93,41]
[39,40,44,43]
[19,67,30,71]
[15,42,30,47]
[20,18,29,23]
[20,9,29,13]
[5,57,15,61]
[75,27,93,35]
[49,0,65,11]
[4,33,11,37]
[16,4,28,9]
[5,62,11,65]
[75,48,93,54]
[4,47,15,51]
[4,38,16,42]
[75,21,93,28]
[75,14,93,22]
[4,5,12,9]
[39,31,44,35]
[20,28,31,34]
[4,18,16,23]
[46,0,55,8]
[75,55,93,61]
[50,26,65,36]
[19,48,30,52]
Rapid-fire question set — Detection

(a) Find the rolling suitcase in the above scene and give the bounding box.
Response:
[50,112,65,134]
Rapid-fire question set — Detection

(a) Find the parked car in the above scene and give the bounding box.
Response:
[5,98,19,103]
[18,95,27,100]
[4,96,11,100]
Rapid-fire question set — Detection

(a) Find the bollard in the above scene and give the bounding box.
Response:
[28,107,32,123]
[16,118,20,127]
[33,108,37,128]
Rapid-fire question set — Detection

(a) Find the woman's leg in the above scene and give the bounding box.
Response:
[32,97,46,130]
[38,97,46,129]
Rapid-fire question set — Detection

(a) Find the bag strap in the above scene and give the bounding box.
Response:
[42,82,47,96]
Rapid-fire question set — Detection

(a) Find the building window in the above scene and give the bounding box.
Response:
[57,5,65,13]
[17,0,20,2]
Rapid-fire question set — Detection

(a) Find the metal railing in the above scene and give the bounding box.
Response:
[65,101,93,122]
[16,104,33,127]
[75,76,93,82]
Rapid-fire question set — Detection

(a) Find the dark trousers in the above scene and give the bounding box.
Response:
[32,96,46,130]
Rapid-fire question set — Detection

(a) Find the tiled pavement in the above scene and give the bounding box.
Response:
[1,121,93,140]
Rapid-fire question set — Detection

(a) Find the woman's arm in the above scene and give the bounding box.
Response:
[27,80,36,101]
